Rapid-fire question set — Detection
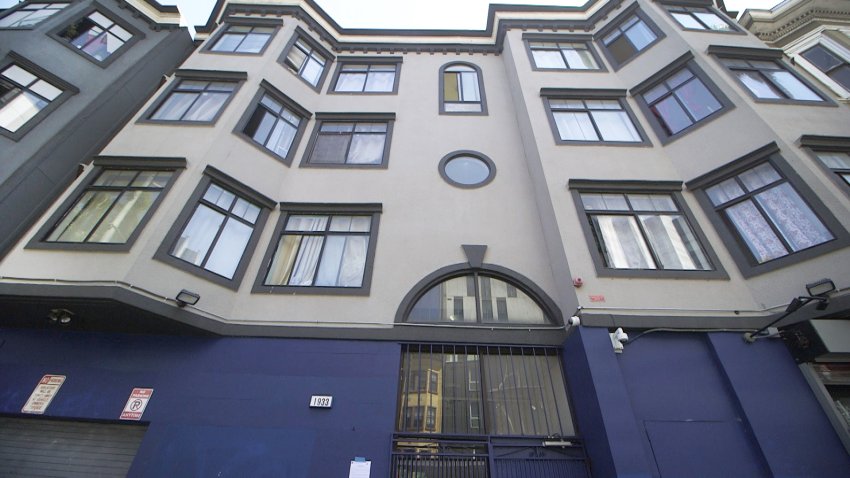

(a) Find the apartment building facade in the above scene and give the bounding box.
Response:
[0,0,849,476]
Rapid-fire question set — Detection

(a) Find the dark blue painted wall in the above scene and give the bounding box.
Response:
[0,329,400,477]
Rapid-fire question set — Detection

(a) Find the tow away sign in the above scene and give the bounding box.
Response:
[120,388,153,421]
[22,374,66,414]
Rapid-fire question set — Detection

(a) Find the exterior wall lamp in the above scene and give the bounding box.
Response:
[175,289,200,307]
[744,280,834,344]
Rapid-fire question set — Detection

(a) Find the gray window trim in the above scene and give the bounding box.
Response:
[27,156,186,252]
[657,2,744,34]
[139,69,247,125]
[48,2,145,68]
[201,17,282,56]
[154,166,274,290]
[328,56,403,95]
[686,142,850,277]
[568,178,728,279]
[799,363,850,454]
[594,3,665,71]
[707,45,836,106]
[438,150,496,189]
[521,33,607,72]
[251,202,382,296]
[438,61,488,116]
[0,51,79,141]
[0,1,70,30]
[232,79,312,166]
[277,26,334,93]
[540,88,651,146]
[394,262,564,326]
[800,135,850,198]
[299,112,395,169]
[630,52,733,144]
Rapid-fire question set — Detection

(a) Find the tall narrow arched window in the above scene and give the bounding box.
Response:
[439,63,487,115]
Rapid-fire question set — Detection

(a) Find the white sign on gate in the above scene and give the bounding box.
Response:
[120,388,153,421]
[22,374,66,414]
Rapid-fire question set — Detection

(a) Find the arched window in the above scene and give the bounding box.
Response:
[439,62,487,114]
[398,265,559,325]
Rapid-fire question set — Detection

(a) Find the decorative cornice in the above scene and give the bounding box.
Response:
[742,1,850,43]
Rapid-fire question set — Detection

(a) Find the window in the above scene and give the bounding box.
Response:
[440,62,486,114]
[803,363,850,453]
[710,47,827,102]
[55,9,138,65]
[524,35,601,70]
[155,167,273,288]
[632,54,731,141]
[331,58,401,93]
[801,44,850,91]
[0,2,68,28]
[665,5,735,32]
[144,70,245,124]
[302,114,394,168]
[254,203,381,294]
[236,81,310,165]
[542,90,646,144]
[687,143,848,276]
[816,152,850,187]
[208,24,277,54]
[397,344,574,436]
[438,151,496,188]
[0,55,76,140]
[280,29,332,90]
[800,135,850,192]
[597,6,663,68]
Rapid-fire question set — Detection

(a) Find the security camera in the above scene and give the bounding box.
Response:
[609,327,628,354]
[567,316,581,327]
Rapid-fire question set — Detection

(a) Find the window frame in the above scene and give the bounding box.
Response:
[252,203,382,296]
[0,1,69,30]
[299,112,395,169]
[522,33,607,72]
[329,56,402,95]
[232,80,311,166]
[793,36,850,99]
[154,166,274,290]
[686,142,850,277]
[277,27,334,92]
[202,17,282,56]
[139,69,247,126]
[541,88,650,146]
[438,150,496,189]
[27,156,185,252]
[799,363,850,454]
[800,135,850,198]
[659,2,741,34]
[48,3,144,68]
[438,62,488,116]
[569,179,727,279]
[631,52,733,144]
[0,51,78,141]
[708,45,834,106]
[595,3,665,70]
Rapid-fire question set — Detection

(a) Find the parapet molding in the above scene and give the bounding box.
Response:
[740,0,850,45]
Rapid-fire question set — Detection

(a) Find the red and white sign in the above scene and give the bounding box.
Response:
[22,374,66,414]
[120,388,153,421]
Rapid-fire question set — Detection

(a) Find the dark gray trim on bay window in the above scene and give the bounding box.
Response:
[595,2,665,71]
[201,17,282,56]
[799,135,850,198]
[540,88,651,146]
[233,80,312,166]
[0,51,79,141]
[522,33,607,72]
[139,69,247,125]
[630,52,733,144]
[27,156,186,252]
[252,202,382,296]
[708,45,836,106]
[686,142,850,277]
[438,61,488,115]
[329,56,402,94]
[48,3,144,68]
[278,26,334,92]
[299,112,395,169]
[154,166,274,290]
[569,179,728,279]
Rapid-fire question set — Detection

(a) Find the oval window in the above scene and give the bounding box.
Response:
[439,151,495,188]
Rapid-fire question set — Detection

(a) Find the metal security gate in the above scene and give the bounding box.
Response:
[392,435,590,478]
[0,416,147,477]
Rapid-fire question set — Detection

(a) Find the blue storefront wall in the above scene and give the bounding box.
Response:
[0,329,401,477]
[564,327,850,478]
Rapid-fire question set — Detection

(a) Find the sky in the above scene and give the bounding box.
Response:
[0,0,784,28]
